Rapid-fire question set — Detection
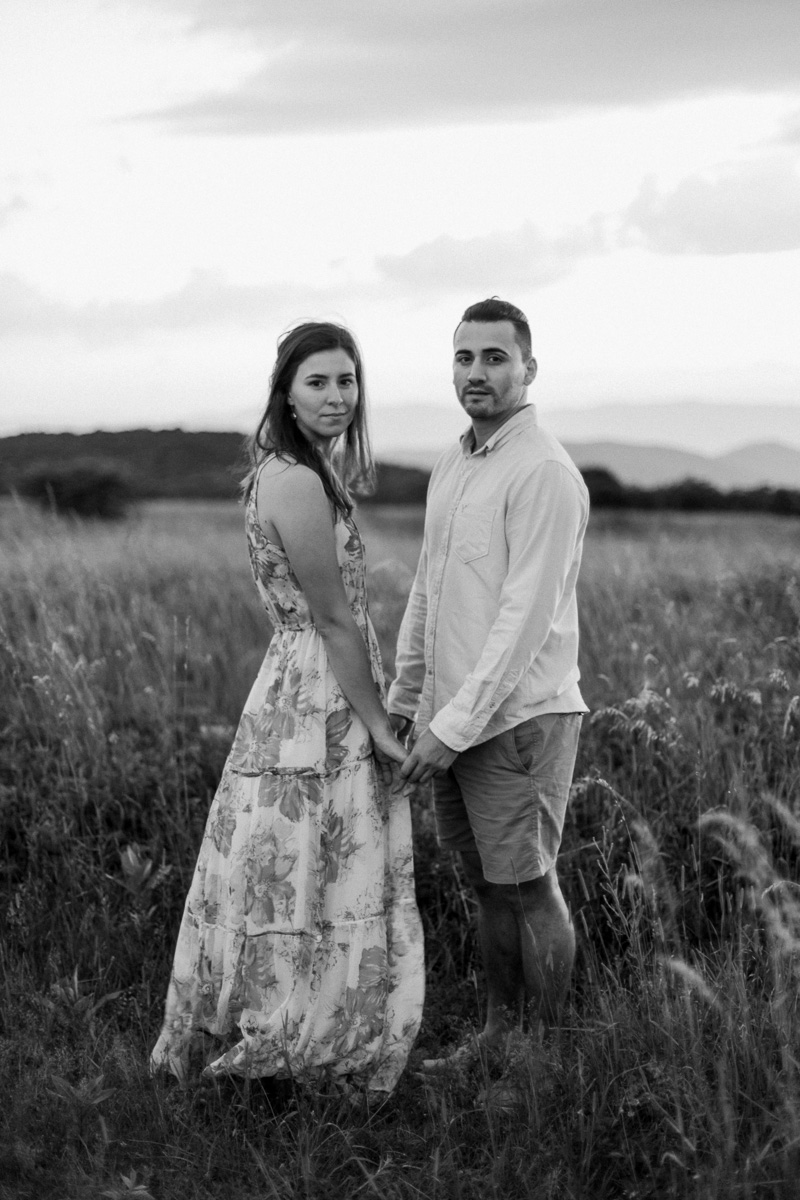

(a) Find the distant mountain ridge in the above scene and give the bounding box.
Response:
[369,401,800,464]
[562,441,800,490]
[385,439,800,489]
[542,401,800,455]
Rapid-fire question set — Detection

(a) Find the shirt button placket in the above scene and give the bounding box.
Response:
[427,472,466,663]
[426,465,467,677]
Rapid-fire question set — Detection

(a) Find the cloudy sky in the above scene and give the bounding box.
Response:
[2,0,800,454]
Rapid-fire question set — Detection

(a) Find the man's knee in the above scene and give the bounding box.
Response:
[460,853,561,900]
[495,868,569,920]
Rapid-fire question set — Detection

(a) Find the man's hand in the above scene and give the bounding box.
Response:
[400,729,457,785]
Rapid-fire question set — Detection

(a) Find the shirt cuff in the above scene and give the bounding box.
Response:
[428,705,474,753]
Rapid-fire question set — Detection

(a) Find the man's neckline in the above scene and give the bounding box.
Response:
[460,403,537,457]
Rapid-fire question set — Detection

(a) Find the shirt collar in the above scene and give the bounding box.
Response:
[459,403,538,458]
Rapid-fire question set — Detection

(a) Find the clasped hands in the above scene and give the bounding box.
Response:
[388,714,457,786]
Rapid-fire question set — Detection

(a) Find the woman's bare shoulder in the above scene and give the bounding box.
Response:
[255,460,330,547]
[257,456,323,496]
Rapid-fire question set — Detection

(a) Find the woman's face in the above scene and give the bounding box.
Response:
[288,348,359,448]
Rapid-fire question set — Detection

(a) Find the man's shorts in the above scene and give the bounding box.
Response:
[432,712,583,886]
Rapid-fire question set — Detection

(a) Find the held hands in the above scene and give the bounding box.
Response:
[399,728,457,786]
[379,714,459,788]
[371,725,411,789]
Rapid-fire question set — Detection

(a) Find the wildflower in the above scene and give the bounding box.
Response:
[768,669,790,692]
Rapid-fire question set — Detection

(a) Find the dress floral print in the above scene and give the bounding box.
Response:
[151,470,424,1092]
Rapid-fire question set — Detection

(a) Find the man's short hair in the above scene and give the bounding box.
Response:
[458,297,532,360]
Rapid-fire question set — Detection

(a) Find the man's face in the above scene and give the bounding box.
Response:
[452,320,537,422]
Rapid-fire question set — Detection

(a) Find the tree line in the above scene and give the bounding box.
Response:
[3,429,800,518]
[582,466,800,515]
[0,431,431,517]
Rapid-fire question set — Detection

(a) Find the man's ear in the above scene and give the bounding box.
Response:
[524,357,538,385]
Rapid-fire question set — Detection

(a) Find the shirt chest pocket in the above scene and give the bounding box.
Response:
[451,503,497,563]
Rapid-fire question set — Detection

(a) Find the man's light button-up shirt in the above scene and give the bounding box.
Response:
[387,405,589,753]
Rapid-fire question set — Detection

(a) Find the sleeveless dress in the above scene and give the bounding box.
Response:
[150,472,424,1092]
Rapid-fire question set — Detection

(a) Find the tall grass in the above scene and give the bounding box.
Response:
[3,499,800,1198]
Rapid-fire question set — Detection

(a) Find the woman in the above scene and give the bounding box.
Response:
[151,322,424,1095]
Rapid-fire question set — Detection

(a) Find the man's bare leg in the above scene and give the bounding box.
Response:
[421,854,575,1070]
[460,851,575,1045]
[514,867,575,1031]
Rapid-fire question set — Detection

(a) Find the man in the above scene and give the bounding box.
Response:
[388,297,588,1066]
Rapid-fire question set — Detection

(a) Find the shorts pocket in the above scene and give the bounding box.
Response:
[509,718,542,773]
[451,504,496,563]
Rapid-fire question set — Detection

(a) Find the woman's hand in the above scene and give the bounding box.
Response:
[371,726,409,789]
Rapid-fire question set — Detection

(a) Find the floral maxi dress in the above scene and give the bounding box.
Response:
[150,489,425,1092]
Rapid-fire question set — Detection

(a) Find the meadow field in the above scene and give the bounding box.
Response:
[3,498,800,1199]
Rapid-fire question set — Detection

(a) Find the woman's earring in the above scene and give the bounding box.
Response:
[289,406,297,420]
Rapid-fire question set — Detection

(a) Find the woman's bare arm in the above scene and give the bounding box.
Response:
[256,462,405,768]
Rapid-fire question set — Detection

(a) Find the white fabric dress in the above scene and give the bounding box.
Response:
[150,481,424,1091]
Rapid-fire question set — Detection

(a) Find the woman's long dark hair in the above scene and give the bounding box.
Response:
[242,321,375,515]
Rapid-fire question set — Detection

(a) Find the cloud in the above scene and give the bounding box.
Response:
[3,152,798,346]
[133,0,800,135]
[622,160,800,254]
[377,219,610,292]
[0,270,324,342]
[377,156,800,291]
